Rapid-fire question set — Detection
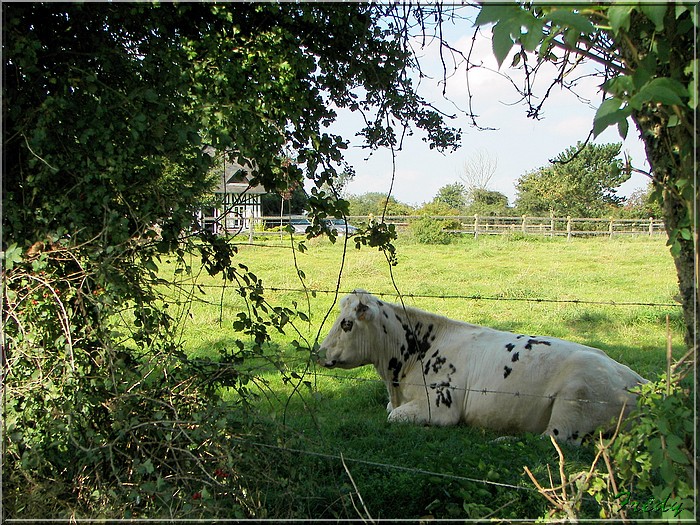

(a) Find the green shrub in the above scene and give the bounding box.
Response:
[2,239,303,519]
[603,373,695,520]
[410,217,452,244]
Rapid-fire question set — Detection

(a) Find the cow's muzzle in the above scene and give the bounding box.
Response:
[316,347,336,368]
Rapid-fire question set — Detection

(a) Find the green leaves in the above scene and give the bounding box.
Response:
[2,243,24,271]
[491,21,516,69]
[475,4,540,68]
[607,4,634,33]
[639,3,667,32]
[631,77,687,108]
[608,374,695,520]
[608,3,667,34]
[593,97,631,138]
[596,76,689,139]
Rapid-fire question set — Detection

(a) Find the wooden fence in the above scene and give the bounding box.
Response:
[252,215,665,239]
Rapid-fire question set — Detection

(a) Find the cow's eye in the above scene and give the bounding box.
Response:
[341,319,354,332]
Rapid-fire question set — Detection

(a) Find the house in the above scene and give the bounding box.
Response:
[198,154,267,235]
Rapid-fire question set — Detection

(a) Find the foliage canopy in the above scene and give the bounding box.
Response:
[515,142,627,217]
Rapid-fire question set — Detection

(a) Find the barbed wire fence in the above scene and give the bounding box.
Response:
[161,279,683,514]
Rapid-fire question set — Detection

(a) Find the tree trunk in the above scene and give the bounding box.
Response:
[630,111,697,350]
[624,9,698,351]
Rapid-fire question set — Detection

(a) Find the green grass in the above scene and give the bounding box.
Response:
[159,234,684,520]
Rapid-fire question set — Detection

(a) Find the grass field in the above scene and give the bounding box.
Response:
[160,233,685,520]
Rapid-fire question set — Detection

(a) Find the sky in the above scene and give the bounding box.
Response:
[326,10,650,208]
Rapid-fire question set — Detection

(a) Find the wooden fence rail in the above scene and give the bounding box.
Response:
[346,215,664,239]
[250,215,665,239]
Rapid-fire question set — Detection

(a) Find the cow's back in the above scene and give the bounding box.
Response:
[446,326,644,435]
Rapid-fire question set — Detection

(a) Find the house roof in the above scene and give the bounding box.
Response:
[209,153,268,196]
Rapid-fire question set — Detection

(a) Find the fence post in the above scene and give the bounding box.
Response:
[567,216,572,241]
[248,211,255,243]
[609,217,614,239]
[473,214,479,239]
[521,215,527,234]
[649,217,654,236]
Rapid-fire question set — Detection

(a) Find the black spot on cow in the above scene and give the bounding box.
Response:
[395,314,404,324]
[505,343,515,352]
[388,357,403,387]
[377,300,384,307]
[516,334,524,339]
[423,360,432,375]
[382,310,389,319]
[525,338,551,350]
[553,428,559,436]
[437,388,452,408]
[448,363,456,374]
[432,355,447,373]
[431,349,439,358]
[503,366,512,379]
[569,431,579,442]
[401,321,433,361]
[341,318,353,332]
[511,351,520,363]
[430,381,453,408]
[382,325,387,334]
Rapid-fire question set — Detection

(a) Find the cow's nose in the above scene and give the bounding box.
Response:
[317,358,336,368]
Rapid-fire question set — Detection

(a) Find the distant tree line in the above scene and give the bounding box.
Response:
[340,142,661,219]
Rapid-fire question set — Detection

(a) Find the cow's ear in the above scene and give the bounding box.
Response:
[355,301,372,321]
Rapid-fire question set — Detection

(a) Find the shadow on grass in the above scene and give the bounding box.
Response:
[239,373,598,520]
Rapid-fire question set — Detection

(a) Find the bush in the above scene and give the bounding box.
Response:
[2,239,302,519]
[410,216,452,244]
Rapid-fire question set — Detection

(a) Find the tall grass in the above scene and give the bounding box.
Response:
[160,234,683,519]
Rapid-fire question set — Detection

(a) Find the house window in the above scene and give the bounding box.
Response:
[201,206,219,234]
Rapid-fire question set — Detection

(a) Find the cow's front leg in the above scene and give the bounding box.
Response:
[387,399,431,425]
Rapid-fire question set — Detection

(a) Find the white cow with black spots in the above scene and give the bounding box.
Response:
[318,290,647,445]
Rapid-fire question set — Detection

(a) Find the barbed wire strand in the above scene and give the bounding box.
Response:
[234,435,540,493]
[180,284,679,309]
[190,357,641,409]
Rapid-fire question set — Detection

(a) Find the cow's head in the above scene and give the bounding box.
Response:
[318,290,379,369]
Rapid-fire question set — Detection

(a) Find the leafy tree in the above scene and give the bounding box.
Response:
[514,142,628,217]
[467,188,511,216]
[470,3,696,346]
[410,216,453,245]
[346,192,415,217]
[2,2,459,517]
[417,200,462,217]
[261,187,309,217]
[434,182,468,211]
[620,183,664,219]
